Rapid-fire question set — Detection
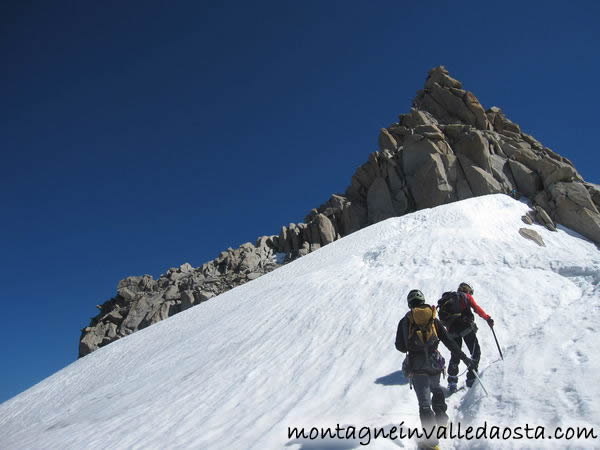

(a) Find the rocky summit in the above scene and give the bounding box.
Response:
[79,66,600,357]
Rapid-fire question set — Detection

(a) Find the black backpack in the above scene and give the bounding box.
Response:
[437,291,468,327]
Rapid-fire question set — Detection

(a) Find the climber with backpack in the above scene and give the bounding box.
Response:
[395,289,475,450]
[437,282,494,392]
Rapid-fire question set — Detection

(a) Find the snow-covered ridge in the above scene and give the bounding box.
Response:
[1,194,599,449]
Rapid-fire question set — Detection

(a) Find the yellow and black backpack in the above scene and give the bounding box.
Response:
[401,305,444,378]
[406,305,439,350]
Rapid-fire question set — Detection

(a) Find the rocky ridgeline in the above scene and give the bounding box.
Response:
[79,239,282,356]
[79,66,600,357]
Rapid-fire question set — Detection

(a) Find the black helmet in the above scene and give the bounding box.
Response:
[407,289,425,308]
[458,282,474,295]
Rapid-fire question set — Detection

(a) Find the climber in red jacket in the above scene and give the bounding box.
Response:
[437,282,494,391]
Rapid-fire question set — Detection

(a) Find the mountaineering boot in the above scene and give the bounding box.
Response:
[434,409,449,426]
[431,389,449,426]
[419,406,436,429]
[466,377,475,388]
[447,381,457,392]
[417,407,439,450]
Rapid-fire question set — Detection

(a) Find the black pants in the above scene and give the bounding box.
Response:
[448,329,480,385]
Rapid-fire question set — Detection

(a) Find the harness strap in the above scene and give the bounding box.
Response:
[448,325,474,339]
[459,326,474,338]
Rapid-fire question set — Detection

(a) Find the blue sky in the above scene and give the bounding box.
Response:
[1,1,599,404]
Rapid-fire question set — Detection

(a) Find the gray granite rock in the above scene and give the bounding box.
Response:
[518,228,545,247]
[509,160,542,198]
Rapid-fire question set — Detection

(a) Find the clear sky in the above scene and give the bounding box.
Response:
[1,1,599,404]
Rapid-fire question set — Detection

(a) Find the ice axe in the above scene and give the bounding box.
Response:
[489,323,503,360]
[471,367,489,396]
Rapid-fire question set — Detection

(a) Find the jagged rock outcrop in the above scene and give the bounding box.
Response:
[521,205,557,232]
[79,238,281,357]
[79,66,600,357]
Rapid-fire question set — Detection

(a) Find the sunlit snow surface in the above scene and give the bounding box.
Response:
[1,195,599,449]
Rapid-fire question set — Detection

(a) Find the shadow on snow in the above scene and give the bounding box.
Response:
[374,370,410,386]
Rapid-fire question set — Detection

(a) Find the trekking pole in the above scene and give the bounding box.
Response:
[490,325,504,360]
[471,369,489,396]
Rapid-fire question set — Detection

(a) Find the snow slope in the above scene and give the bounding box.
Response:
[1,194,599,449]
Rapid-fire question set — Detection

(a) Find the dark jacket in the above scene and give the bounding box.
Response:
[395,312,467,375]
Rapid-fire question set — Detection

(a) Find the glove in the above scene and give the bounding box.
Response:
[487,317,494,328]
